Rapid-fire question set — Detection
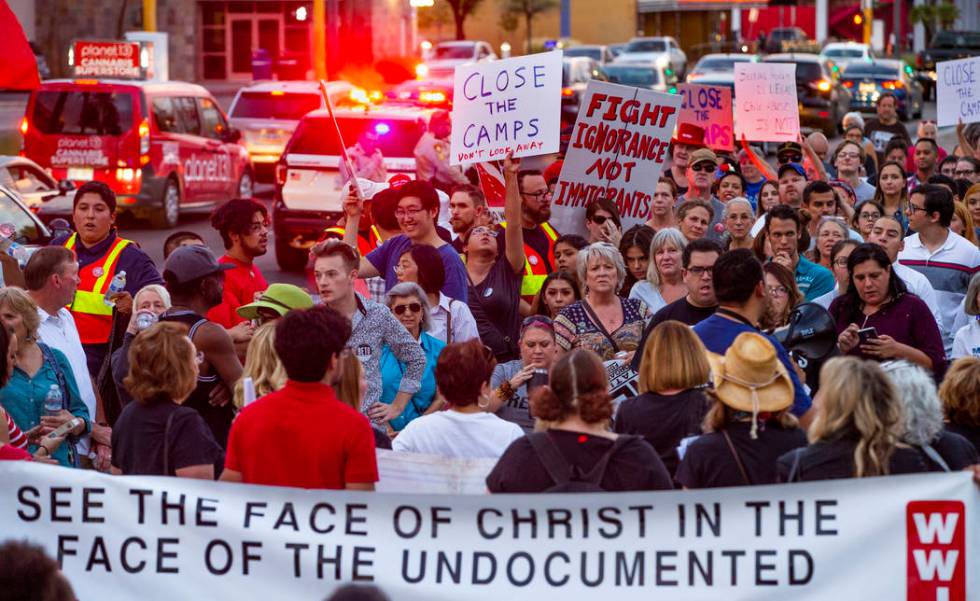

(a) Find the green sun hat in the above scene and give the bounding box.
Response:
[236,283,314,320]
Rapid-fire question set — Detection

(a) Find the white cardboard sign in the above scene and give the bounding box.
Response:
[734,62,800,142]
[450,51,562,165]
[936,56,980,127]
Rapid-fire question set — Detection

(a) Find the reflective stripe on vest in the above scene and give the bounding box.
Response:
[322,226,377,258]
[499,221,559,297]
[64,233,132,344]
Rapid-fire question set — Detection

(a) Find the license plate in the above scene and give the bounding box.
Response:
[859,82,876,94]
[67,167,93,180]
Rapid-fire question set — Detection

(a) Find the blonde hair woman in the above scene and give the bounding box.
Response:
[233,322,286,408]
[778,356,929,481]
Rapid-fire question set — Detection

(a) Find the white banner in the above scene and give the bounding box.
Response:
[551,80,681,237]
[0,463,976,600]
[936,56,980,127]
[450,51,562,165]
[734,62,800,143]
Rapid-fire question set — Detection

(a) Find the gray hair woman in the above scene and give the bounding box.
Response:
[628,227,688,314]
[723,197,755,251]
[809,216,850,269]
[379,281,446,431]
[555,242,651,361]
[882,360,979,471]
[113,283,176,407]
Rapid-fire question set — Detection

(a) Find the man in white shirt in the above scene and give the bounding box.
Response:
[24,246,105,463]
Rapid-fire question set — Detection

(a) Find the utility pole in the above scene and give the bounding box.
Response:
[891,0,901,54]
[313,0,326,80]
[862,0,872,46]
[143,0,156,31]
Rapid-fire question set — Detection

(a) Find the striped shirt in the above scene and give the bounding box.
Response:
[5,410,28,448]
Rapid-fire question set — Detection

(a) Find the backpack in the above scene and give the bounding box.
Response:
[528,431,640,492]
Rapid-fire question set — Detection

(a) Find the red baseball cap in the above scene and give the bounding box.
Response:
[671,123,707,149]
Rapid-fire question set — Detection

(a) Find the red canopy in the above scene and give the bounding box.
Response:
[0,0,40,90]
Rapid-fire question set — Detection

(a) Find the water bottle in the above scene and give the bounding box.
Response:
[104,270,127,306]
[44,384,62,416]
[0,223,30,266]
[135,310,157,331]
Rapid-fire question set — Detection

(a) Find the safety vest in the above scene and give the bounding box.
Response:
[63,233,132,345]
[500,221,559,299]
[320,225,382,258]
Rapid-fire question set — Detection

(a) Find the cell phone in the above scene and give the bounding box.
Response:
[46,417,82,439]
[857,327,878,344]
[526,369,549,396]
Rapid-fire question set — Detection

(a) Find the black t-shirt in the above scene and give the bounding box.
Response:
[631,298,717,371]
[111,400,223,476]
[676,421,807,488]
[863,119,911,155]
[613,390,710,476]
[776,439,930,482]
[523,226,554,273]
[486,429,673,493]
[922,430,979,471]
[945,423,980,455]
[467,257,522,361]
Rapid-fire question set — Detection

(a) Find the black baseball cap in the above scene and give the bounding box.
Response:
[163,245,234,284]
[776,142,803,160]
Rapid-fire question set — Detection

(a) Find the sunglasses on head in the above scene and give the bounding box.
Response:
[393,302,422,315]
[521,315,554,334]
[779,153,803,164]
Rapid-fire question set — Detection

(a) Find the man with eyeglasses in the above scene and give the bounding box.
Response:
[766,204,835,301]
[866,215,947,348]
[907,138,939,191]
[343,179,469,301]
[504,169,559,301]
[955,157,980,184]
[676,148,725,240]
[898,184,980,349]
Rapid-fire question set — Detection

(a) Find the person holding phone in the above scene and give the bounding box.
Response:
[488,316,560,433]
[831,244,945,375]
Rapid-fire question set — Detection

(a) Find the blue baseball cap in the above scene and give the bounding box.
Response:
[778,162,807,179]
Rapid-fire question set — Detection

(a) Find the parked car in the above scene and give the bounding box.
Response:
[615,36,687,79]
[762,53,851,137]
[561,57,608,126]
[765,27,809,53]
[385,78,454,109]
[608,43,628,59]
[603,62,678,93]
[564,45,616,65]
[915,30,980,100]
[840,59,924,121]
[21,79,253,228]
[418,41,496,80]
[227,80,353,183]
[273,105,432,271]
[819,42,875,69]
[0,184,53,256]
[686,53,759,85]
[0,156,74,222]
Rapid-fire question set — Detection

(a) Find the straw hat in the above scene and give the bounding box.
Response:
[706,332,794,415]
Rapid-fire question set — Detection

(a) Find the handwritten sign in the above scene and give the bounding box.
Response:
[677,83,734,151]
[937,56,980,127]
[450,51,562,165]
[734,62,800,142]
[551,80,681,236]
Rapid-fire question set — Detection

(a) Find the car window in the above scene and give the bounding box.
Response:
[198,97,228,140]
[231,92,322,120]
[434,45,474,60]
[289,117,425,158]
[7,165,50,194]
[30,90,135,136]
[152,97,182,133]
[606,66,660,86]
[626,40,667,53]
[0,188,41,244]
[174,97,201,136]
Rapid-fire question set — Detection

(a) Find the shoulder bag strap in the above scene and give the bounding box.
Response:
[39,344,79,467]
[580,299,622,353]
[787,447,805,483]
[919,444,951,472]
[163,410,176,476]
[445,299,453,345]
[527,432,572,486]
[722,430,752,486]
[583,435,636,486]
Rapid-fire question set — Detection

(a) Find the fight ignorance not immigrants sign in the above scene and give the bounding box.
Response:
[2,462,975,600]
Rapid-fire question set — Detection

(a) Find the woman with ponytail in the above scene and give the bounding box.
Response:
[486,349,672,492]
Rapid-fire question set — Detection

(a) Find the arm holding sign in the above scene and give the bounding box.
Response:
[740,135,778,181]
[502,154,526,275]
[340,187,381,278]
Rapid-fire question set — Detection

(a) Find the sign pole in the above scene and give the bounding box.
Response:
[319,80,365,203]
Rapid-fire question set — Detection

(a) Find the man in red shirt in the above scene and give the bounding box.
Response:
[206,198,269,335]
[220,305,378,490]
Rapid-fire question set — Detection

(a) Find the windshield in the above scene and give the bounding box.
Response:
[625,40,667,53]
[231,92,321,121]
[765,60,822,82]
[824,48,864,58]
[605,66,659,86]
[31,90,135,136]
[696,57,748,71]
[564,48,601,61]
[843,64,899,78]
[289,117,424,158]
[435,45,474,60]
[933,31,980,49]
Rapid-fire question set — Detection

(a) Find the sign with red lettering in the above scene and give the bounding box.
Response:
[734,62,799,142]
[906,501,966,601]
[677,84,733,151]
[551,80,681,236]
[72,40,141,79]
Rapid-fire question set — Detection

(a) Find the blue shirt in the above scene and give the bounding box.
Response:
[744,178,765,210]
[795,256,835,301]
[366,235,469,302]
[379,332,445,431]
[694,314,812,417]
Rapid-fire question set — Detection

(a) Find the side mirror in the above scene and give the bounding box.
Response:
[57,179,75,195]
[224,128,243,143]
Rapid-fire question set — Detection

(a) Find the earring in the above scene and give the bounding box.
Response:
[477,393,490,409]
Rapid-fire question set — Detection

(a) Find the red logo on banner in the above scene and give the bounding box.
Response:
[906,501,965,601]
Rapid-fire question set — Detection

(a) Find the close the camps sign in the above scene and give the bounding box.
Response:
[1,462,976,600]
[551,81,681,237]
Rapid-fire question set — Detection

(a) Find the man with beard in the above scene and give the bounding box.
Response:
[160,246,243,448]
[449,184,494,252]
[907,138,939,190]
[207,199,270,341]
[508,169,559,301]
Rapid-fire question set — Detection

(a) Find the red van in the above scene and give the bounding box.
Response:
[21,79,253,228]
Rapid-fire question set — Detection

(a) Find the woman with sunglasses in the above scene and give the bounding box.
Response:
[487,316,559,432]
[378,282,446,433]
[463,154,526,362]
[872,161,910,233]
[531,271,581,319]
[584,197,623,245]
[395,244,479,344]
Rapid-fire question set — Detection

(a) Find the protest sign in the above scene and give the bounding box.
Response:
[3,463,976,601]
[551,80,681,236]
[734,62,800,142]
[450,51,562,165]
[936,56,980,127]
[677,84,734,151]
[376,449,496,494]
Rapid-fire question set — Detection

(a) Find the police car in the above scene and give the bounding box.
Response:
[273,104,434,271]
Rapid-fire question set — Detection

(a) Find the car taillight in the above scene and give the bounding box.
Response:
[809,79,832,92]
[419,90,447,105]
[138,118,150,163]
[275,163,287,186]
[561,87,575,97]
[882,80,904,90]
[842,80,854,88]
[114,168,140,183]
[18,117,28,136]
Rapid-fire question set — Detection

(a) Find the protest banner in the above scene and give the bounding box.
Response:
[734,62,800,142]
[450,51,562,165]
[376,449,496,494]
[936,56,980,127]
[677,83,734,151]
[2,463,975,601]
[551,80,681,236]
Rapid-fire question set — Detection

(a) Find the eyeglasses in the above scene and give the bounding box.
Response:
[521,189,549,200]
[395,207,426,219]
[470,226,498,238]
[686,266,714,276]
[690,162,715,173]
[248,220,271,233]
[392,302,422,315]
[860,211,882,220]
[832,258,850,267]
[954,169,977,178]
[779,153,803,164]
[837,152,861,160]
[908,204,928,214]
[767,286,788,297]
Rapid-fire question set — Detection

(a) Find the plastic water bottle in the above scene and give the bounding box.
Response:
[135,310,157,331]
[0,223,30,266]
[44,384,62,416]
[104,270,127,306]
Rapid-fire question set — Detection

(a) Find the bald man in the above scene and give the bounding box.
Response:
[805,132,831,179]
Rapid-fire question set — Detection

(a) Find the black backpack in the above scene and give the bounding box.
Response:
[528,432,639,492]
